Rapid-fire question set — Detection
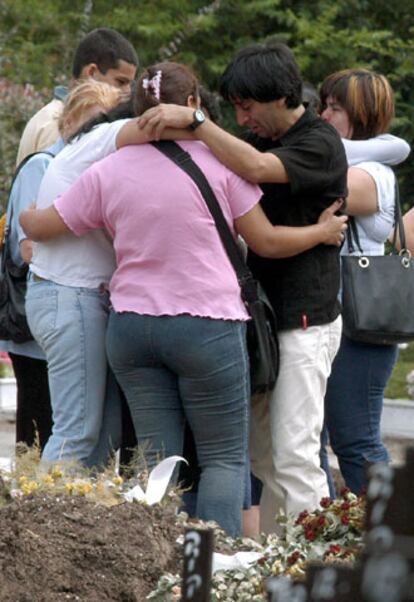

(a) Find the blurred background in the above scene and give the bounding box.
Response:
[1,0,414,211]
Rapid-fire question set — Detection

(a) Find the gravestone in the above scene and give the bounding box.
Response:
[364,449,414,601]
[181,527,214,602]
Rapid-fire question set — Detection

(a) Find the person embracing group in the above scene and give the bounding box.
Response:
[1,27,411,539]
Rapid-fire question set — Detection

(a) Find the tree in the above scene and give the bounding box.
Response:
[1,0,414,209]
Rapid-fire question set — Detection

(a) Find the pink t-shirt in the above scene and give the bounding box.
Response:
[55,141,262,321]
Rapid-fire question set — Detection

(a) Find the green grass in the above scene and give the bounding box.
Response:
[0,363,13,379]
[385,343,414,399]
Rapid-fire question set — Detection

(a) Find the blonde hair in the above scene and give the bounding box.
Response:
[58,80,125,137]
[320,69,394,140]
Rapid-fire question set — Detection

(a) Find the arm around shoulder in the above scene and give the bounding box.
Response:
[235,200,347,258]
[19,205,70,242]
[343,134,411,167]
[116,116,194,149]
[195,120,288,184]
[136,103,288,183]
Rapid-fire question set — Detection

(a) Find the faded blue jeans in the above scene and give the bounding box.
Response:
[321,335,398,495]
[26,279,122,467]
[106,312,249,538]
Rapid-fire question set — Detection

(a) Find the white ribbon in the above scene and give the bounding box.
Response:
[122,455,187,505]
[212,551,264,573]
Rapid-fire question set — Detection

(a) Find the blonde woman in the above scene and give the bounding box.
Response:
[23,80,125,467]
[0,80,123,456]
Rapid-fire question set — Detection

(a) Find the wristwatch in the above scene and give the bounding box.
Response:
[189,109,206,130]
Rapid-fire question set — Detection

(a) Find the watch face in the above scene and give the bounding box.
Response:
[189,109,206,130]
[195,109,205,123]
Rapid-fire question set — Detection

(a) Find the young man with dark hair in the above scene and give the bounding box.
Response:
[71,27,138,86]
[137,42,348,533]
[16,28,138,164]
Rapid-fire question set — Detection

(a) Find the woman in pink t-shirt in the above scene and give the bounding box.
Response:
[20,62,346,537]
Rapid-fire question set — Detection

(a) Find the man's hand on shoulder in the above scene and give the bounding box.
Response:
[138,104,194,140]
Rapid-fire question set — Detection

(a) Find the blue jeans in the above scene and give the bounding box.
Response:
[26,279,122,467]
[106,312,249,538]
[321,335,398,495]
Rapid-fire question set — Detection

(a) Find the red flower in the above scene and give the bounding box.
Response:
[304,528,316,541]
[318,516,326,526]
[295,510,309,525]
[320,496,332,508]
[287,551,301,565]
[341,514,350,525]
[329,544,341,554]
[340,486,351,497]
[341,501,351,511]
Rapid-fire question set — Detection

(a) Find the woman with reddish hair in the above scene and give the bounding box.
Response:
[320,69,409,494]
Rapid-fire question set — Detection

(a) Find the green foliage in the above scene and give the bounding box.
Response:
[385,344,414,399]
[1,0,414,209]
[0,80,48,208]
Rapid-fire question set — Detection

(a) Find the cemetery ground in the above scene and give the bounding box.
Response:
[0,490,182,601]
[0,344,413,601]
[0,435,412,601]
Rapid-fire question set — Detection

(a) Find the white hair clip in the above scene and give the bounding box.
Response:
[142,70,162,101]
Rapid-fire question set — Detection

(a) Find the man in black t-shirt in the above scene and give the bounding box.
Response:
[137,43,348,534]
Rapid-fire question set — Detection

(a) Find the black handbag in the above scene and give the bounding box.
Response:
[341,179,414,345]
[0,150,54,343]
[151,141,279,393]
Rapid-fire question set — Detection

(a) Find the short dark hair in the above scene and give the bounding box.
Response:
[219,42,303,108]
[72,28,138,78]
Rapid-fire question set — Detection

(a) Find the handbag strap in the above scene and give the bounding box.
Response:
[346,216,363,255]
[151,140,259,304]
[1,150,55,273]
[346,177,407,255]
[4,150,55,238]
[391,177,407,252]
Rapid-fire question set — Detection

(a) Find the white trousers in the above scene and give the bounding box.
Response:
[250,315,342,534]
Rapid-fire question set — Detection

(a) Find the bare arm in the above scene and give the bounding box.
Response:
[346,167,378,216]
[235,200,347,258]
[403,207,414,253]
[116,116,194,149]
[19,205,70,242]
[19,239,33,263]
[393,206,414,253]
[137,104,288,184]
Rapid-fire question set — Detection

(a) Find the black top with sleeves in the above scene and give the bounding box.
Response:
[247,108,348,331]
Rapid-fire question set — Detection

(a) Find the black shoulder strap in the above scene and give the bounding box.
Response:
[391,177,407,252]
[346,216,363,254]
[151,140,259,304]
[346,176,406,255]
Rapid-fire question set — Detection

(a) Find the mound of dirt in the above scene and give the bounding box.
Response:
[0,494,182,602]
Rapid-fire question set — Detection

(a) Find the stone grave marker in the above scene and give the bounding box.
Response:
[365,448,414,601]
[181,527,214,601]
[267,448,414,601]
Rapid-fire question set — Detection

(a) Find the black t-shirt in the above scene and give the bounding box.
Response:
[247,108,348,330]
